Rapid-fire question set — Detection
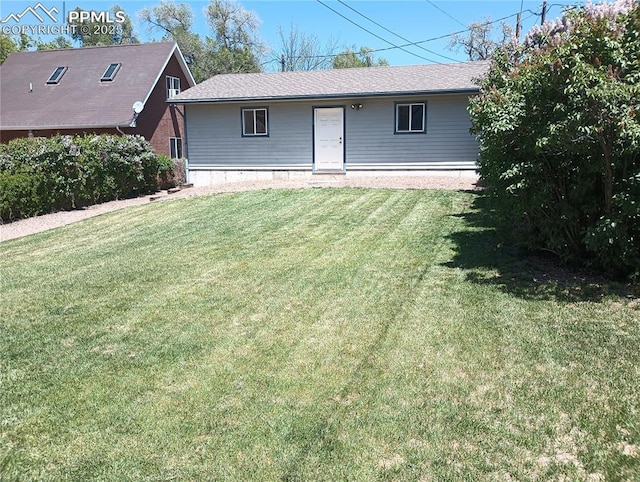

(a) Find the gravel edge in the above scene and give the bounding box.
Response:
[0,175,480,242]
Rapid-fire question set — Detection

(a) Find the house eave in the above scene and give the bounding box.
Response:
[145,43,197,111]
[0,122,133,131]
[172,88,480,105]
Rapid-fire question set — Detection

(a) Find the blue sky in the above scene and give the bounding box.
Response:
[2,0,584,69]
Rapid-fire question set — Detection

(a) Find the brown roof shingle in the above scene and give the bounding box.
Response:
[174,60,490,103]
[0,42,194,130]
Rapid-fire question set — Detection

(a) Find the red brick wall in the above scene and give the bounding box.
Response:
[132,55,189,157]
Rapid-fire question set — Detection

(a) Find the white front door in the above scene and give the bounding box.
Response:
[314,107,344,171]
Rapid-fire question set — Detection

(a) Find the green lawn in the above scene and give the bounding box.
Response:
[1,188,638,481]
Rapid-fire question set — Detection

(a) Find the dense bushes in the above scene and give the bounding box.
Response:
[470,0,640,278]
[0,134,174,222]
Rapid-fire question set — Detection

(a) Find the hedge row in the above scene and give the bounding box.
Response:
[0,134,174,222]
[469,3,640,279]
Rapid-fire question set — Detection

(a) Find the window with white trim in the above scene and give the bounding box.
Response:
[46,66,67,84]
[242,108,268,136]
[395,102,426,133]
[166,76,181,99]
[170,137,183,159]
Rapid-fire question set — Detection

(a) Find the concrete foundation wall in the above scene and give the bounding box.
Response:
[188,168,477,187]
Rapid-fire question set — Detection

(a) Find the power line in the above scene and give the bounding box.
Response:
[424,0,467,28]
[316,0,443,64]
[394,11,527,50]
[337,0,459,62]
[264,7,540,69]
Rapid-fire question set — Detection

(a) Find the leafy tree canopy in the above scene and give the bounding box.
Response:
[139,0,263,81]
[332,46,388,69]
[447,16,515,61]
[69,5,138,46]
[0,34,19,64]
[35,36,74,50]
[0,33,31,64]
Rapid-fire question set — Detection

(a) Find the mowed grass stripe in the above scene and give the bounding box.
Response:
[1,188,638,481]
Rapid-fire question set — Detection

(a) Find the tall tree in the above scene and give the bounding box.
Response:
[275,24,340,71]
[139,0,264,81]
[138,1,206,80]
[69,4,138,46]
[447,17,514,61]
[332,46,388,69]
[0,33,30,64]
[0,34,19,64]
[204,0,264,74]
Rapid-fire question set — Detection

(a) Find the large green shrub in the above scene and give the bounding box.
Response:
[470,0,640,278]
[74,134,164,204]
[0,134,170,222]
[156,155,181,190]
[0,172,40,221]
[0,136,84,213]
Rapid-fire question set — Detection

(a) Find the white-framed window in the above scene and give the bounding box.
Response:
[170,137,183,159]
[46,66,67,84]
[395,102,426,133]
[242,108,268,136]
[166,76,181,99]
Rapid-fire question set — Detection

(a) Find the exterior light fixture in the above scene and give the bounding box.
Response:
[351,103,363,110]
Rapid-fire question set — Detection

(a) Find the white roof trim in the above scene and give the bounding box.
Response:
[140,42,196,110]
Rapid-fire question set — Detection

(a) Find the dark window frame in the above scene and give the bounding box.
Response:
[394,102,427,134]
[170,137,183,159]
[46,66,68,84]
[100,63,121,82]
[241,107,269,137]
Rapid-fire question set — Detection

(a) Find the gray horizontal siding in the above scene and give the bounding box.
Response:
[187,102,313,167]
[344,95,478,166]
[186,94,478,168]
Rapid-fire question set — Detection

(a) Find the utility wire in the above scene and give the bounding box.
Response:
[265,8,540,68]
[546,3,581,15]
[424,0,467,28]
[395,11,528,50]
[336,0,459,62]
[316,0,443,64]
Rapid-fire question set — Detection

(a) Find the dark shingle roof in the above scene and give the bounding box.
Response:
[0,42,195,130]
[174,60,490,103]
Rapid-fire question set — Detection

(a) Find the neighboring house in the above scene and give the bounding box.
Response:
[172,61,489,185]
[0,42,195,158]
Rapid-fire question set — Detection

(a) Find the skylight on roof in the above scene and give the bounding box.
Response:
[101,63,121,82]
[46,66,67,84]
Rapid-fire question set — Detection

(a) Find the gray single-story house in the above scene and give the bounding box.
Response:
[171,61,489,185]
